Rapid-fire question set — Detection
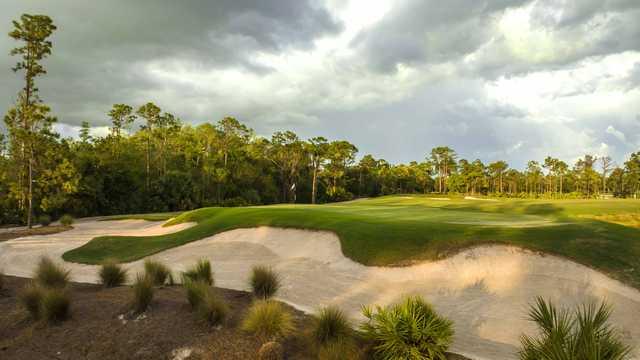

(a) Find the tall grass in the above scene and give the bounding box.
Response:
[181,259,213,285]
[19,282,45,319]
[144,259,172,286]
[41,288,71,323]
[519,297,631,360]
[131,274,154,313]
[34,257,70,288]
[184,280,208,308]
[99,260,128,287]
[312,306,352,345]
[317,339,362,360]
[242,300,294,341]
[360,296,454,359]
[249,265,280,300]
[197,290,228,326]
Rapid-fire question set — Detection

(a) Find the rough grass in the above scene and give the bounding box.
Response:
[63,196,640,288]
[99,260,128,288]
[34,257,70,289]
[131,274,154,313]
[40,288,71,324]
[312,306,352,345]
[181,259,213,285]
[242,300,295,341]
[197,290,229,326]
[19,282,45,319]
[249,266,280,300]
[184,280,209,308]
[143,259,172,286]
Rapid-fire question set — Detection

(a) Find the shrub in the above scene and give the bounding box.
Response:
[34,257,70,288]
[41,288,70,323]
[20,282,44,319]
[38,214,51,226]
[197,290,229,326]
[519,297,631,360]
[249,265,280,300]
[257,341,284,360]
[60,214,74,226]
[360,296,454,360]
[313,306,352,345]
[242,300,294,341]
[132,274,154,313]
[99,260,128,288]
[144,259,172,286]
[182,259,213,285]
[184,279,209,308]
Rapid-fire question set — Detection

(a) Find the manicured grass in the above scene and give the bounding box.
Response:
[98,212,181,222]
[63,196,640,288]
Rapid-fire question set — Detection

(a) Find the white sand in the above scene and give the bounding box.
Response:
[1,220,639,359]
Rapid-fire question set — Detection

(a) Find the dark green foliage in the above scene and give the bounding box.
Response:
[99,260,127,287]
[250,265,280,300]
[519,297,632,360]
[242,300,294,341]
[131,274,154,313]
[360,296,454,360]
[312,306,352,345]
[184,279,208,308]
[257,341,284,360]
[40,288,70,323]
[197,290,228,326]
[34,257,70,288]
[60,214,74,226]
[38,214,51,226]
[20,282,44,319]
[182,259,213,285]
[143,259,172,286]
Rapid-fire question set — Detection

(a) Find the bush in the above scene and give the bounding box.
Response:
[99,260,128,288]
[35,257,70,288]
[184,279,209,308]
[60,214,74,226]
[38,214,51,226]
[144,259,172,286]
[20,282,44,319]
[250,265,280,300]
[182,259,213,285]
[242,300,294,341]
[197,290,229,326]
[257,341,284,360]
[360,296,454,359]
[41,288,71,323]
[519,297,631,360]
[313,306,352,345]
[132,274,154,313]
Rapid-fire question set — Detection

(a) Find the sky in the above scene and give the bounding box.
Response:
[1,0,639,169]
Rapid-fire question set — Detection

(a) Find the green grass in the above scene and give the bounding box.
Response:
[63,195,640,287]
[98,212,181,222]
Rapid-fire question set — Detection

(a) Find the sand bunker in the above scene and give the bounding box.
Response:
[1,221,639,359]
[464,196,499,202]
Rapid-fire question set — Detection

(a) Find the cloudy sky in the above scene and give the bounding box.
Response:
[1,0,639,168]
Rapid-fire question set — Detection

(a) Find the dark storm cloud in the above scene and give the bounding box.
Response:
[0,0,341,126]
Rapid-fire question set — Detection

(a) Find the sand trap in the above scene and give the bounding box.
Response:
[1,221,639,359]
[465,196,499,202]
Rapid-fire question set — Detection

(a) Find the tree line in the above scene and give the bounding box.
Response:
[2,14,639,226]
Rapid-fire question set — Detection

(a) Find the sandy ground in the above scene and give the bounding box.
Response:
[1,220,639,359]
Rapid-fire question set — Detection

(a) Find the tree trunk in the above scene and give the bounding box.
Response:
[311,165,318,204]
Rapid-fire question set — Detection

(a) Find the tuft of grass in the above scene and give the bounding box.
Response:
[60,214,74,226]
[131,274,154,314]
[242,300,295,341]
[360,296,454,359]
[249,265,280,300]
[312,306,352,345]
[182,259,213,285]
[257,341,284,360]
[99,260,128,288]
[184,279,209,308]
[19,282,45,319]
[144,259,172,286]
[34,257,70,289]
[519,297,632,360]
[41,288,71,323]
[317,338,362,360]
[38,214,51,226]
[197,290,229,326]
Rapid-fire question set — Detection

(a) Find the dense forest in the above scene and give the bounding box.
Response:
[2,14,640,226]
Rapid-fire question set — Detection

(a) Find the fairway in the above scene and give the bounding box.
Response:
[63,195,640,288]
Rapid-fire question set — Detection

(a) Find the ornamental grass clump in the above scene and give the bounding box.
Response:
[519,297,631,360]
[40,287,70,323]
[181,259,213,285]
[360,296,454,360]
[99,260,128,288]
[242,300,294,341]
[34,257,70,289]
[131,274,154,314]
[60,214,74,226]
[144,259,172,286]
[19,282,45,319]
[312,306,352,345]
[197,290,229,326]
[184,279,208,308]
[249,265,280,300]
